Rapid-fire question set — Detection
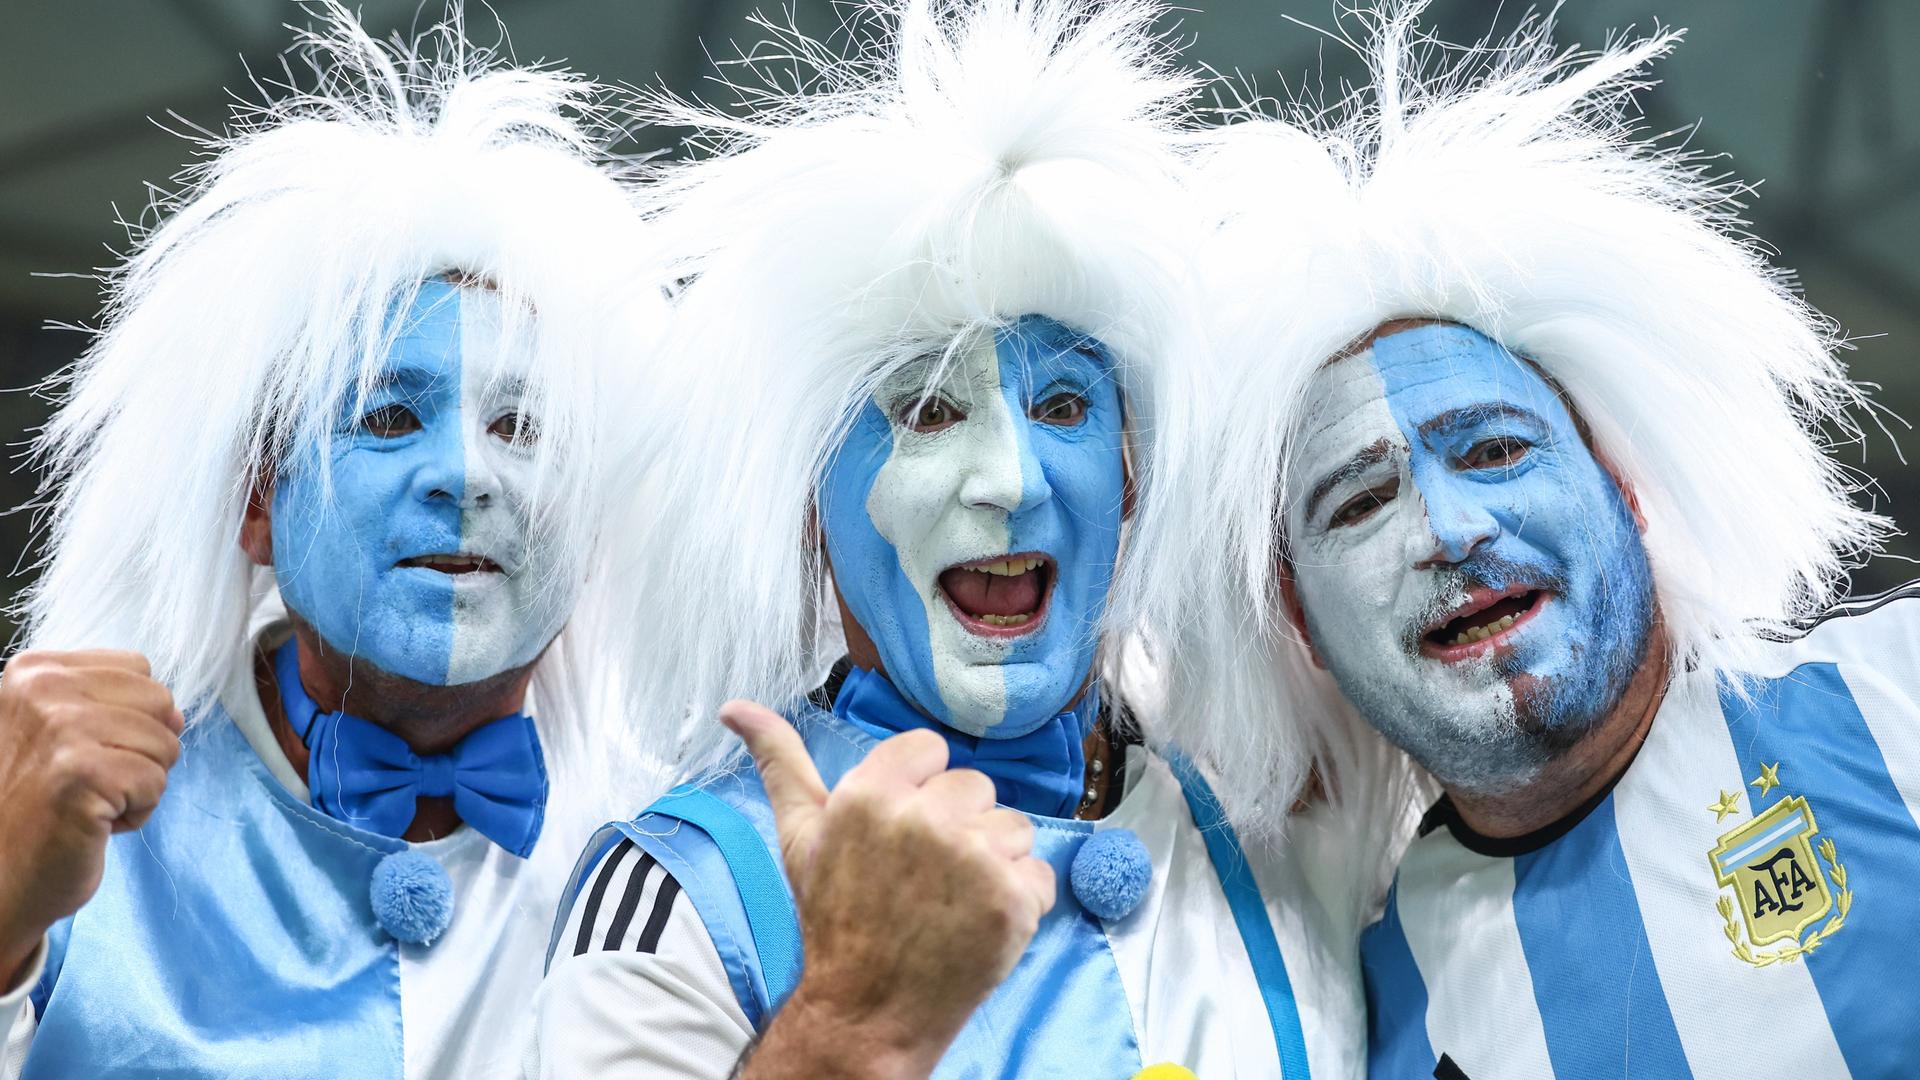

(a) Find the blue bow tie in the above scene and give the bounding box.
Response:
[832,666,1095,818]
[272,640,548,857]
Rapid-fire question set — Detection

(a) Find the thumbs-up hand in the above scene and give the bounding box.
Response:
[722,700,1055,1080]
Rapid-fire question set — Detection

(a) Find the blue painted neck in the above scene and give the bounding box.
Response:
[832,665,1094,818]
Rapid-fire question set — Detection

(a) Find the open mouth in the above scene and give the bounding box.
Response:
[936,553,1055,637]
[1420,587,1549,661]
[397,553,504,576]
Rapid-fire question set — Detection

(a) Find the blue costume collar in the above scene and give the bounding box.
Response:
[271,639,547,857]
[831,665,1094,818]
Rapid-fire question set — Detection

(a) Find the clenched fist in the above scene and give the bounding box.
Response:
[724,700,1055,1080]
[0,650,183,986]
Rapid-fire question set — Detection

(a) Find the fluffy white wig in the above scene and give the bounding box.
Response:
[1169,3,1890,851]
[622,0,1213,776]
[16,3,668,842]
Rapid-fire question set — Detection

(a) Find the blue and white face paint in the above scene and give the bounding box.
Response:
[271,279,573,687]
[819,317,1125,738]
[1283,322,1654,793]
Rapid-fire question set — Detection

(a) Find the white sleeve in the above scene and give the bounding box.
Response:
[1,937,45,1079]
[524,839,755,1079]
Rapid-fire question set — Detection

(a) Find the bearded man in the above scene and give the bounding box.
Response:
[1183,6,1916,1078]
[525,2,1363,1077]
[0,6,664,1075]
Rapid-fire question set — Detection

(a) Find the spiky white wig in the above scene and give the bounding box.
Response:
[1169,3,1890,849]
[16,3,668,851]
[622,0,1212,776]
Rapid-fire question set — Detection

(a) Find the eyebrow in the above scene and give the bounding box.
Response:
[1416,402,1543,439]
[1305,438,1394,521]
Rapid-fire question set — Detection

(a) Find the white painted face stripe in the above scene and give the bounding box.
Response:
[444,287,572,688]
[448,288,495,684]
[867,337,1014,729]
[1610,670,1849,1079]
[1395,836,1557,1076]
[1285,351,1520,773]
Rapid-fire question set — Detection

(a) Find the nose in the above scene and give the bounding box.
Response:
[957,393,1052,515]
[1410,474,1499,569]
[406,418,497,509]
[458,422,502,509]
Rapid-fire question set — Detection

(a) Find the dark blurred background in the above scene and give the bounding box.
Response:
[1,0,1916,641]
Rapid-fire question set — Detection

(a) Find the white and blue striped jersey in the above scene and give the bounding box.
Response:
[1362,585,1920,1079]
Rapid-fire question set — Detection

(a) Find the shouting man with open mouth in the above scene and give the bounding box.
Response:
[527,2,1362,1077]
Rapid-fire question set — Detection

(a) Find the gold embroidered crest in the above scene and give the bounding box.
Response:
[1708,770,1850,967]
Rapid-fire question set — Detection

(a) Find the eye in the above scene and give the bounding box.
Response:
[1031,391,1087,426]
[1329,477,1400,529]
[902,396,965,433]
[1463,437,1529,471]
[488,411,537,447]
[358,403,421,438]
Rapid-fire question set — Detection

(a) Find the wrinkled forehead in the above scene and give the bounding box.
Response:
[1286,351,1398,495]
[1358,322,1559,425]
[1284,323,1564,506]
[1292,323,1557,449]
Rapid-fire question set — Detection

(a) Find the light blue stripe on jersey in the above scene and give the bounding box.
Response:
[1359,883,1435,1078]
[1511,797,1692,1078]
[1720,663,1920,1076]
[1713,806,1812,874]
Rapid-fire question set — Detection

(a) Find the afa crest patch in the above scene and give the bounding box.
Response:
[1708,763,1851,967]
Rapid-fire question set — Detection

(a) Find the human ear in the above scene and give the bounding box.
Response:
[1276,560,1327,671]
[239,469,275,568]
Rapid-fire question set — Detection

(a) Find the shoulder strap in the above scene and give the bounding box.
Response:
[1169,756,1313,1079]
[644,783,805,1011]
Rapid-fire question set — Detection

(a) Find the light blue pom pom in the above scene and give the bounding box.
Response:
[1070,828,1151,921]
[371,850,454,945]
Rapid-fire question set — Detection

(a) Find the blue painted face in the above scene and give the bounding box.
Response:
[819,316,1126,737]
[1282,322,1654,792]
[271,280,574,686]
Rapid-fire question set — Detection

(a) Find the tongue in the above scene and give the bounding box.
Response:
[939,568,1044,617]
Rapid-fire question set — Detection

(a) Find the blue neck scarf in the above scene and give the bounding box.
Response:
[272,640,547,857]
[831,665,1095,818]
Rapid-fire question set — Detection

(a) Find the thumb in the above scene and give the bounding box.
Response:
[720,700,829,847]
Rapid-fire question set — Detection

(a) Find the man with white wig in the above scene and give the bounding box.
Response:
[1187,3,1916,1077]
[526,1,1360,1076]
[0,4,662,1075]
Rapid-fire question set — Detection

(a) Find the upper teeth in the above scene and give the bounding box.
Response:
[416,555,480,568]
[965,557,1044,577]
[1451,612,1518,646]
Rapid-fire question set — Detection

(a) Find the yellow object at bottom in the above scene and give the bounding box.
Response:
[1132,1066,1198,1080]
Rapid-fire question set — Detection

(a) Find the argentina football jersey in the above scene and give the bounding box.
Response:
[1361,586,1920,1079]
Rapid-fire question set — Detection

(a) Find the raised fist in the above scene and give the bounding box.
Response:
[0,650,182,985]
[724,700,1054,1079]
